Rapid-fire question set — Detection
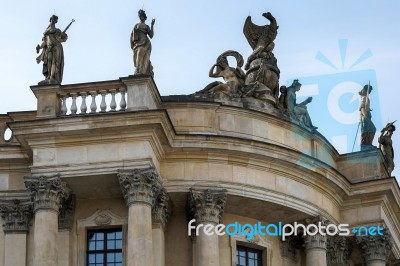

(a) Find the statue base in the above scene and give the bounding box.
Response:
[360,144,377,151]
[38,79,59,86]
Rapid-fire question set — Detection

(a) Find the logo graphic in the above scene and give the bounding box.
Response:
[287,39,382,154]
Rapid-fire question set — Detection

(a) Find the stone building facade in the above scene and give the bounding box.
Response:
[0,75,399,265]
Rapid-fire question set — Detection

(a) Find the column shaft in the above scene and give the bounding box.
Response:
[33,210,58,266]
[306,249,327,266]
[196,222,219,266]
[152,224,165,266]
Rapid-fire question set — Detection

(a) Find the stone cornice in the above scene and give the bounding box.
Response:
[356,228,393,263]
[118,167,162,207]
[0,198,33,233]
[24,175,70,213]
[187,188,227,224]
[152,187,170,230]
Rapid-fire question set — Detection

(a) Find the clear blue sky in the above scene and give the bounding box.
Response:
[1,0,399,178]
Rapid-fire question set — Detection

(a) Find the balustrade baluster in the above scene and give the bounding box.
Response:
[100,90,107,112]
[90,91,97,113]
[110,89,117,112]
[60,94,68,115]
[120,88,127,111]
[70,93,78,115]
[80,92,88,114]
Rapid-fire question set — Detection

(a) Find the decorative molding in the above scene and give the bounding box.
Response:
[356,228,393,264]
[77,209,127,229]
[58,194,76,230]
[152,187,170,230]
[0,198,33,233]
[187,188,227,224]
[117,167,162,207]
[95,210,113,225]
[327,236,352,266]
[24,175,70,213]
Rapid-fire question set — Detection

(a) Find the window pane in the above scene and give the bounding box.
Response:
[88,254,96,263]
[107,240,115,249]
[108,232,116,240]
[115,240,122,249]
[107,253,115,262]
[116,232,122,239]
[96,254,103,263]
[96,241,104,250]
[88,241,96,251]
[96,233,104,240]
[115,252,122,262]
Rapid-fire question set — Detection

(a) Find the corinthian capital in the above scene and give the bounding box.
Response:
[0,198,33,233]
[152,187,170,230]
[188,188,227,224]
[118,167,162,207]
[24,175,70,213]
[327,236,352,266]
[356,228,393,264]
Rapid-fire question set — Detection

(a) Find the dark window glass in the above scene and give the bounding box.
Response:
[236,245,262,266]
[87,229,123,266]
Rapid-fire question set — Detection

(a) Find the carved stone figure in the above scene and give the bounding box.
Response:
[285,80,317,130]
[131,10,155,76]
[359,84,376,149]
[242,12,280,103]
[196,50,245,99]
[379,122,396,174]
[36,15,73,85]
[277,85,287,111]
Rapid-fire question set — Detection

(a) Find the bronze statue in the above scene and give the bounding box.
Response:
[242,12,280,103]
[131,9,155,76]
[285,80,317,130]
[359,84,376,149]
[196,51,245,99]
[36,15,74,85]
[378,122,396,174]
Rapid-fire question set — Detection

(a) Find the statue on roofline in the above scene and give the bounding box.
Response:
[359,84,377,150]
[242,12,280,104]
[131,9,155,77]
[195,50,245,99]
[378,121,396,174]
[36,15,74,85]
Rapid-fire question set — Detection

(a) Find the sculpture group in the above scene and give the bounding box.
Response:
[34,10,395,174]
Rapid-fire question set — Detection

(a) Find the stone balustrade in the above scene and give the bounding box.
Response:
[59,87,126,116]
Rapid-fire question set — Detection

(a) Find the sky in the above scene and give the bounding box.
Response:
[1,0,399,179]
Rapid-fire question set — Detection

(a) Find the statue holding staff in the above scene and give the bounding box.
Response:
[359,84,376,149]
[36,15,74,85]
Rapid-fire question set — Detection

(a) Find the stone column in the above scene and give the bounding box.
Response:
[0,198,33,266]
[280,236,299,266]
[118,167,162,266]
[356,229,393,266]
[25,175,70,266]
[305,234,327,266]
[327,236,352,266]
[188,188,227,266]
[152,188,170,266]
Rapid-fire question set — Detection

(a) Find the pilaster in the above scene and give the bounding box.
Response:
[0,198,33,233]
[327,236,352,266]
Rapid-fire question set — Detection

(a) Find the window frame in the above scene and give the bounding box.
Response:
[236,245,263,266]
[230,234,272,266]
[87,228,123,266]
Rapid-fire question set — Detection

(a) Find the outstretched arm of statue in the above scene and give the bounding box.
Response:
[298,97,312,106]
[149,19,155,38]
[209,64,221,78]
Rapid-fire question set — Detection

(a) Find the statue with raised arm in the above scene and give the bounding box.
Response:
[359,84,376,149]
[285,80,318,130]
[131,9,155,76]
[36,15,73,85]
[195,50,245,99]
[242,12,280,104]
[378,121,396,174]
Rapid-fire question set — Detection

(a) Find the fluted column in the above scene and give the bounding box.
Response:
[118,167,162,266]
[0,198,33,266]
[280,236,299,266]
[327,236,352,266]
[356,229,392,266]
[152,188,170,266]
[24,175,70,266]
[188,188,227,266]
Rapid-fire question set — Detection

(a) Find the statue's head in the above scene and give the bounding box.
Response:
[138,9,147,21]
[49,15,58,23]
[216,56,228,68]
[292,79,302,91]
[359,84,373,96]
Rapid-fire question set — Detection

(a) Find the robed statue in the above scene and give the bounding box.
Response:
[36,15,74,85]
[131,9,155,76]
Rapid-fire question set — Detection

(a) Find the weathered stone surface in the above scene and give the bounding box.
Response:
[58,194,76,230]
[187,188,227,224]
[356,228,393,264]
[152,187,170,229]
[327,236,352,266]
[0,198,33,232]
